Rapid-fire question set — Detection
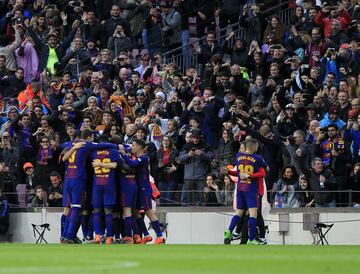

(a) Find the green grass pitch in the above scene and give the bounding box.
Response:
[1,244,360,274]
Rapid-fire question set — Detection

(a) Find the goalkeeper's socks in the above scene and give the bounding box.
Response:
[228,215,241,232]
[248,217,257,241]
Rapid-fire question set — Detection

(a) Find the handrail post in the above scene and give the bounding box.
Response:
[349,189,352,207]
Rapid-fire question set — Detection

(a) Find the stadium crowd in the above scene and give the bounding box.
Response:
[0,0,360,212]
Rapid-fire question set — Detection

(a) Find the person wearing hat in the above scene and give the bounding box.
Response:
[21,162,37,196]
[277,103,306,137]
[179,128,214,206]
[26,14,80,75]
[319,106,346,130]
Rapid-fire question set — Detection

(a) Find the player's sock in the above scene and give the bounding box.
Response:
[151,220,163,237]
[137,217,149,236]
[81,215,88,240]
[93,212,102,236]
[65,207,81,239]
[60,214,67,238]
[124,217,133,237]
[132,217,140,236]
[105,214,114,237]
[228,215,241,232]
[248,217,257,241]
[113,217,120,239]
[87,217,94,240]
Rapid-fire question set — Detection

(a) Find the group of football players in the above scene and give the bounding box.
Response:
[59,129,165,244]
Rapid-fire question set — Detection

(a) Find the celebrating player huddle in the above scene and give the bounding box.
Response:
[224,138,268,245]
[60,129,165,244]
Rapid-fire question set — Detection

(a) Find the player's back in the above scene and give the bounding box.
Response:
[65,141,98,180]
[89,148,122,186]
[235,152,266,193]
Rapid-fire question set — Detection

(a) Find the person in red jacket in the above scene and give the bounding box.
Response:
[314,2,352,38]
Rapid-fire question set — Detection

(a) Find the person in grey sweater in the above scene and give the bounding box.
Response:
[179,129,214,206]
[0,25,21,72]
[160,1,182,52]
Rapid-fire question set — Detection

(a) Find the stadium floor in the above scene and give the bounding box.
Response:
[0,244,359,274]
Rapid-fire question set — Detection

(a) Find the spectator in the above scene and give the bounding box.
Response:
[0,67,26,98]
[30,185,47,207]
[15,37,39,84]
[157,135,179,206]
[160,1,182,53]
[274,165,300,208]
[297,174,315,207]
[314,2,352,38]
[107,25,132,60]
[0,131,20,204]
[298,157,337,207]
[348,163,360,207]
[47,171,63,207]
[0,24,21,72]
[204,174,222,206]
[179,129,214,206]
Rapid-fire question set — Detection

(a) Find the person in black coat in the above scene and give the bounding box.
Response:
[103,4,132,43]
[222,33,248,66]
[0,68,26,98]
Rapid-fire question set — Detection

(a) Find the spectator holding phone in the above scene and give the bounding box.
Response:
[179,129,214,206]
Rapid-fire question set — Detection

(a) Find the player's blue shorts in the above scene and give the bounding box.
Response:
[64,179,86,206]
[137,186,152,211]
[236,190,258,210]
[121,182,137,209]
[92,184,116,208]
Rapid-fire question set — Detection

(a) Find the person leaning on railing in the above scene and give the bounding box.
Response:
[296,156,337,207]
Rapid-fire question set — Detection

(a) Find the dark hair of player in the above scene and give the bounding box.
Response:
[81,129,95,140]
[132,138,146,149]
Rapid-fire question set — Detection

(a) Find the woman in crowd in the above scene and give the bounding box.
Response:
[275,165,300,208]
[157,135,179,206]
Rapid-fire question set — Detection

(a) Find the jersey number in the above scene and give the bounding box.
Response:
[93,158,111,174]
[68,151,76,163]
[238,164,254,175]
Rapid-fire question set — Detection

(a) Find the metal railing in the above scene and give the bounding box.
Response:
[3,190,360,208]
[163,2,294,74]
